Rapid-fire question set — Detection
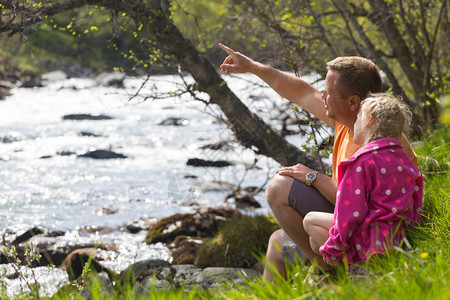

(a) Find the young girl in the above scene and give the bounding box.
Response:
[303,93,423,267]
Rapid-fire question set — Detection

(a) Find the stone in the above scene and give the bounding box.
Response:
[79,131,101,137]
[169,235,204,265]
[12,235,117,267]
[125,217,159,234]
[186,158,232,168]
[61,248,118,282]
[200,267,259,289]
[144,206,241,245]
[1,225,46,247]
[21,79,44,88]
[158,117,189,126]
[95,205,120,216]
[135,264,259,294]
[119,258,171,287]
[62,114,113,121]
[200,140,234,151]
[234,194,261,209]
[95,72,125,88]
[77,150,127,159]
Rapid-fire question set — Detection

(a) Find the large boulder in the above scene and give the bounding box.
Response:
[134,264,259,294]
[144,206,241,245]
[9,235,116,267]
[169,235,204,265]
[0,225,46,247]
[61,248,118,282]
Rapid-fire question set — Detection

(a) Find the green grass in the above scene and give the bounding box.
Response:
[2,125,449,299]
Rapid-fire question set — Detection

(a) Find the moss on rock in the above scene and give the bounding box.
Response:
[195,215,279,269]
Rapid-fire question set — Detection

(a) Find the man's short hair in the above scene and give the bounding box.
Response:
[326,57,382,100]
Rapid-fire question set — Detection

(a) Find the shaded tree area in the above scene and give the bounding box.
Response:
[0,0,448,167]
[218,0,449,133]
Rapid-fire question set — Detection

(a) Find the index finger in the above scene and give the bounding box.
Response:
[219,43,236,56]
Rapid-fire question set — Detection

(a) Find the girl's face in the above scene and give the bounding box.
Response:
[353,109,373,145]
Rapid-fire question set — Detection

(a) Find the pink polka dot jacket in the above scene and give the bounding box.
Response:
[320,137,423,265]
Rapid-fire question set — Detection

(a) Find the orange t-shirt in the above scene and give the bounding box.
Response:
[332,121,417,180]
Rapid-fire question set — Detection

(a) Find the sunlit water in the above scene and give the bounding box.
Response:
[0,72,327,295]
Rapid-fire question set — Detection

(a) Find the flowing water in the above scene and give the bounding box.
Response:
[0,71,327,295]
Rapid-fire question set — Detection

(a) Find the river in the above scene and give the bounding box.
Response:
[0,71,327,295]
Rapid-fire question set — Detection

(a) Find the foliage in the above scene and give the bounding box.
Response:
[1,0,448,131]
[195,215,279,269]
[223,0,449,132]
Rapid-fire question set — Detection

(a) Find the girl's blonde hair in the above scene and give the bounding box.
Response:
[360,93,412,142]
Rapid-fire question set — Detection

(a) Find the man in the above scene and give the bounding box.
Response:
[218,43,417,281]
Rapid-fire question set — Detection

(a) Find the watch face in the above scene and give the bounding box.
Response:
[307,173,315,179]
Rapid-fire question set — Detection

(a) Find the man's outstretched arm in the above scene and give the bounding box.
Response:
[219,43,333,127]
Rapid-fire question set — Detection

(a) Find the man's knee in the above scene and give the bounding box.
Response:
[268,229,284,251]
[266,174,293,208]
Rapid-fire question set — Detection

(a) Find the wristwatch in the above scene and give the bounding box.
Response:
[305,171,319,186]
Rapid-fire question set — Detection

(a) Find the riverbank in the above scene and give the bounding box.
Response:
[1,205,274,297]
[1,125,448,299]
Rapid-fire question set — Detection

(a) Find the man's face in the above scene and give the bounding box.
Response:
[322,71,346,123]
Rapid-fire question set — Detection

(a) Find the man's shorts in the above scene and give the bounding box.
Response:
[288,179,334,217]
[282,179,334,264]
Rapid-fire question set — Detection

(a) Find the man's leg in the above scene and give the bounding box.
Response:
[266,173,332,270]
[263,229,285,281]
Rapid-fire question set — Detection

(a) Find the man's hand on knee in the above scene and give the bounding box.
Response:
[277,163,314,184]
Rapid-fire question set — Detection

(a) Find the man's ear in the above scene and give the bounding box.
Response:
[349,95,361,112]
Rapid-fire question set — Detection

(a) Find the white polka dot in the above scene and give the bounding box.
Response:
[373,146,379,150]
[372,150,378,154]
[391,149,395,152]
[392,207,397,213]
[353,211,360,217]
[355,154,360,159]
[331,256,337,260]
[381,168,387,174]
[398,166,403,172]
[410,168,414,172]
[337,190,341,196]
[386,189,391,195]
[349,231,353,237]
[376,240,382,246]
[355,189,361,195]
[334,245,340,250]
[417,207,422,213]
[356,244,362,250]
[390,142,395,146]
[415,186,419,191]
[418,171,422,176]
[356,166,362,172]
